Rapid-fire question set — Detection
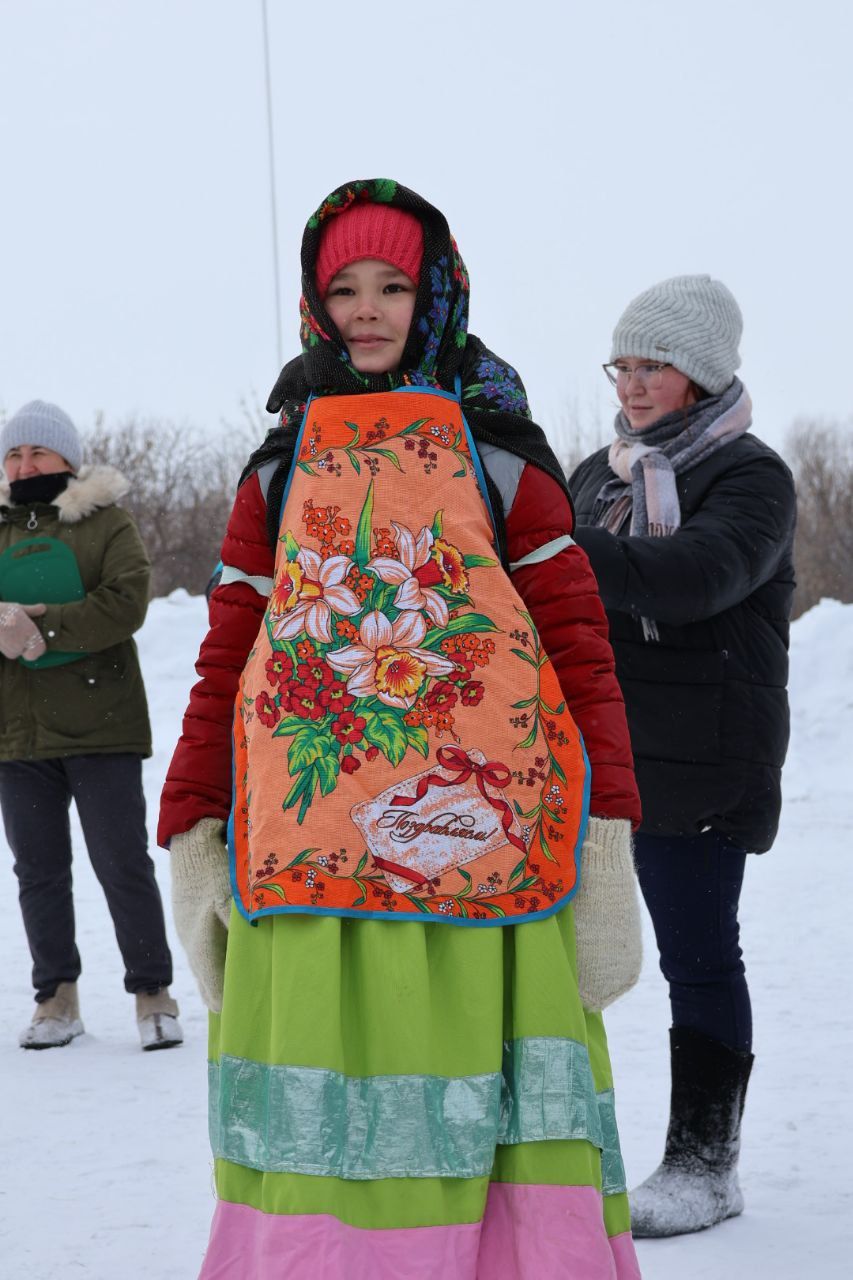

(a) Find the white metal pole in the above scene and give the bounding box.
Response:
[261,0,283,369]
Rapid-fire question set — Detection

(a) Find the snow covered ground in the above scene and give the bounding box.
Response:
[1,592,851,1278]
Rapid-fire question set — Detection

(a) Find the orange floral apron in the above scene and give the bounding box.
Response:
[230,387,590,925]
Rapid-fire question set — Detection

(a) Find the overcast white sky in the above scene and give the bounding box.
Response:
[1,0,851,457]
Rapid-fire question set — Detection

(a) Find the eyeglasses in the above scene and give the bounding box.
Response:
[602,361,672,391]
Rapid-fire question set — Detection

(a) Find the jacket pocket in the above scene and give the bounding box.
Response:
[32,649,136,749]
[616,642,726,766]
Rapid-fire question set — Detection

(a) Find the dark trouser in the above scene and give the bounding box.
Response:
[633,830,752,1053]
[0,754,173,1002]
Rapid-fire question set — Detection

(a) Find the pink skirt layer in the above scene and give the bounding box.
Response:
[198,1185,641,1279]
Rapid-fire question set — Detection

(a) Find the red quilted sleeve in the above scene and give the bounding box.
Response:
[506,465,641,827]
[157,471,274,846]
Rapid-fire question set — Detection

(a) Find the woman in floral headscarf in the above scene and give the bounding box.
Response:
[160,180,643,1279]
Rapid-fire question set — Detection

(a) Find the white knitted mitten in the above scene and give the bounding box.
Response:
[573,816,642,1011]
[170,817,233,1013]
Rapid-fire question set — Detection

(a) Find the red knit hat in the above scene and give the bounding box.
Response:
[315,203,424,299]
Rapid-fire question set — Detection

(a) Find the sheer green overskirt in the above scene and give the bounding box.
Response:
[209,904,631,1236]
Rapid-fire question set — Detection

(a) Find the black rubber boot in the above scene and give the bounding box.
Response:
[630,1026,754,1238]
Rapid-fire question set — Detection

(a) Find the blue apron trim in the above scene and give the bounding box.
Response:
[228,738,588,930]
[393,380,500,552]
[227,386,588,928]
[459,410,500,552]
[276,392,314,532]
[276,386,501,586]
[391,382,461,403]
[231,888,578,929]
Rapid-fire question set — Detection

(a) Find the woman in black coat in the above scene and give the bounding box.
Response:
[569,275,796,1238]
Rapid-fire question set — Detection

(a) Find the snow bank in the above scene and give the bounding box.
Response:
[0,594,850,1278]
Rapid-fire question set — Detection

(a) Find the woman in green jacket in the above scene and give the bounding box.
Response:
[0,400,181,1052]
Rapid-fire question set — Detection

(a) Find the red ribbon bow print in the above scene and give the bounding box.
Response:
[390,745,526,854]
[370,856,431,886]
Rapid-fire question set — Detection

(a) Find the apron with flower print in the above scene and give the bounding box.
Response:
[230,387,590,926]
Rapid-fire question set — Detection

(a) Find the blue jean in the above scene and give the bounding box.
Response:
[633,830,752,1053]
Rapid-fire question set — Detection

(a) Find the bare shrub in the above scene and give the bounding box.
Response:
[82,412,265,598]
[548,393,609,480]
[552,402,853,621]
[75,408,853,617]
[786,418,853,617]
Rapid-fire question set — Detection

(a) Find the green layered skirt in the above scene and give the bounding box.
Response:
[200,905,640,1278]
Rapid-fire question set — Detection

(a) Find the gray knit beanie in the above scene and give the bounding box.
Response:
[0,400,83,473]
[610,275,742,395]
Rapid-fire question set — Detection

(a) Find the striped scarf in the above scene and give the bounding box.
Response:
[592,377,752,639]
[594,378,752,537]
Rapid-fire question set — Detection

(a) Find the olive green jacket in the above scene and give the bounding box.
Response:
[0,466,152,760]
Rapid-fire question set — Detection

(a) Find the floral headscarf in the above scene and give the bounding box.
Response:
[251,179,570,553]
[266,178,531,422]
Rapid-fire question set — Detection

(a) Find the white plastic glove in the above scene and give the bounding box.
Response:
[170,817,233,1013]
[573,816,642,1011]
[0,602,47,660]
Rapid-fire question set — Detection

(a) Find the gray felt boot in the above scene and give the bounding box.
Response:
[630,1026,753,1238]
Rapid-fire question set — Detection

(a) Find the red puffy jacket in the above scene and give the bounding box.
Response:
[158,451,640,845]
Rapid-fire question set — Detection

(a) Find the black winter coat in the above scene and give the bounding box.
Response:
[569,432,796,853]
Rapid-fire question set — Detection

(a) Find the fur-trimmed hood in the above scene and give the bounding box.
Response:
[0,465,130,524]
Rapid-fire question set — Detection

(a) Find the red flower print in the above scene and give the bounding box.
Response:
[341,755,361,775]
[265,655,291,687]
[255,689,281,727]
[296,659,334,690]
[460,681,484,706]
[447,650,475,683]
[425,680,458,712]
[333,711,367,745]
[365,746,379,762]
[319,680,355,716]
[296,640,315,659]
[288,684,324,721]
